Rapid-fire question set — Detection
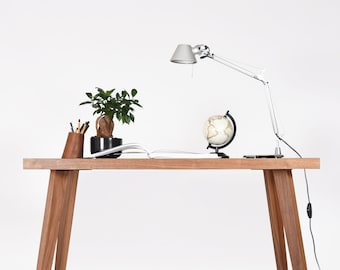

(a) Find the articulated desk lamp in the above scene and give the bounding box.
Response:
[170,44,284,158]
[171,45,322,269]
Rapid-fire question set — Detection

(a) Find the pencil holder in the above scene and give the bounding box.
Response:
[62,132,84,158]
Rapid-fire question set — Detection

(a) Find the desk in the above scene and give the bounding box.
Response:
[23,158,320,270]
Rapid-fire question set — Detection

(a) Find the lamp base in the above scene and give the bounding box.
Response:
[243,154,284,159]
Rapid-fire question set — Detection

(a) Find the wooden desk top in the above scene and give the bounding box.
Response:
[23,158,320,170]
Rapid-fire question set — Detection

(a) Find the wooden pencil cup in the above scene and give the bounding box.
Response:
[62,132,84,158]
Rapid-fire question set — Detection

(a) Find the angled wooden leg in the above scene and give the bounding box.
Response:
[272,170,307,270]
[264,170,288,270]
[37,170,66,270]
[55,170,79,270]
[37,170,79,270]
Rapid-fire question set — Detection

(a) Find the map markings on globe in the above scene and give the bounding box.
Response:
[203,110,236,157]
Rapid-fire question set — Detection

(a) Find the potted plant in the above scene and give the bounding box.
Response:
[80,87,142,157]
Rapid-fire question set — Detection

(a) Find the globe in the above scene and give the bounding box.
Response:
[203,111,236,154]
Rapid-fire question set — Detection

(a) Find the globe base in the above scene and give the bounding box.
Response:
[207,144,230,158]
[216,152,229,158]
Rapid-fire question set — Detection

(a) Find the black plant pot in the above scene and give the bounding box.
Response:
[90,136,122,158]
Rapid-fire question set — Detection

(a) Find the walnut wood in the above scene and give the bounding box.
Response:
[264,170,288,270]
[25,158,319,270]
[61,133,84,158]
[37,170,79,270]
[23,158,320,170]
[55,171,79,270]
[273,170,307,270]
[37,171,68,269]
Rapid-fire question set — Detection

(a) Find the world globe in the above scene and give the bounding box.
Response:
[203,111,236,157]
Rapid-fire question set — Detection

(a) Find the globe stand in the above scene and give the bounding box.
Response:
[205,111,236,159]
[207,145,230,158]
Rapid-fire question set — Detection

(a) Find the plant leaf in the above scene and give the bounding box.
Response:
[122,90,128,98]
[131,89,137,97]
[79,101,92,105]
[129,113,135,122]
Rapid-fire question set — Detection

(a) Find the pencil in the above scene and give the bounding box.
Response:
[79,123,84,133]
[80,121,89,134]
[83,122,90,134]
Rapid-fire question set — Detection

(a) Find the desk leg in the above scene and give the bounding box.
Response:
[264,170,287,270]
[55,171,79,270]
[264,169,307,270]
[37,170,79,270]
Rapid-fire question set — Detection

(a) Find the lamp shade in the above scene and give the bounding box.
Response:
[170,44,197,64]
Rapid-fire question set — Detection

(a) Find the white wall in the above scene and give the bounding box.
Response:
[1,0,339,269]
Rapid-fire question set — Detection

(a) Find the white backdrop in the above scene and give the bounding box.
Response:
[1,0,339,269]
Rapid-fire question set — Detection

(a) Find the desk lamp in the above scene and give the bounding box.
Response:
[170,44,283,157]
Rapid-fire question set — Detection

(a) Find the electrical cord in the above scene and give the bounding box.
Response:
[276,134,321,270]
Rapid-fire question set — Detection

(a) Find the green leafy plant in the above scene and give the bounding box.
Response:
[80,87,142,137]
[80,87,142,124]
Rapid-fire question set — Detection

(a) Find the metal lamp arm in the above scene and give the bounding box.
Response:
[192,45,267,83]
[263,82,280,137]
[195,46,281,140]
[209,54,267,84]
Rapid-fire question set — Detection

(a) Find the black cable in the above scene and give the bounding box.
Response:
[275,133,321,270]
